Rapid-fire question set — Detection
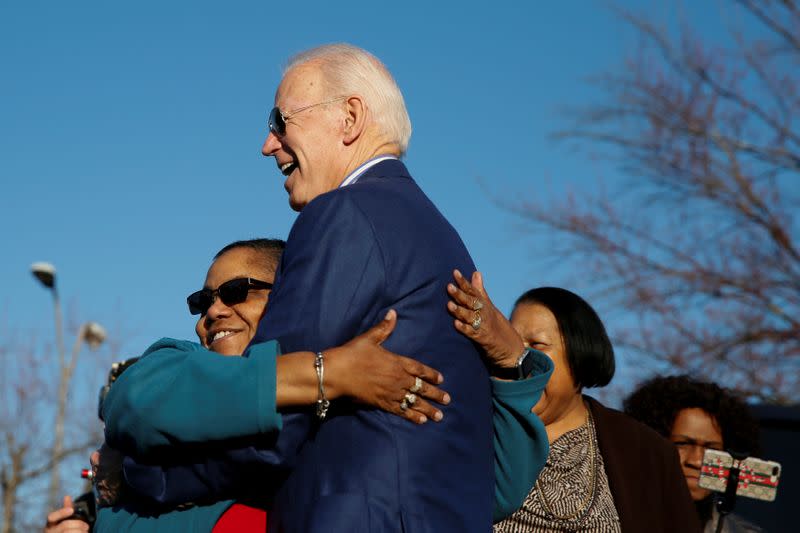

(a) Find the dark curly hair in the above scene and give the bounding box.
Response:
[623,375,760,456]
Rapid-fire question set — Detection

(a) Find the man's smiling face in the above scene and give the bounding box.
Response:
[261,63,348,211]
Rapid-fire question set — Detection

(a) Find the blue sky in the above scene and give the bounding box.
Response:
[2,1,742,398]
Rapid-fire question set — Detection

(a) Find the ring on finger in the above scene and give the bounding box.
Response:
[400,398,409,411]
[404,392,417,406]
[471,311,482,330]
[472,298,484,311]
[410,376,423,393]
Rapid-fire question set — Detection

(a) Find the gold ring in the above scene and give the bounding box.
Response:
[471,311,482,330]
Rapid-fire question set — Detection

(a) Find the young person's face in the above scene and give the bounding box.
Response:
[669,407,724,501]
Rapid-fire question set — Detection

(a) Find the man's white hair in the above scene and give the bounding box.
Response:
[285,43,412,156]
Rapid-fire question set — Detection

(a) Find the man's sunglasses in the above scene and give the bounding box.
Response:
[268,97,347,137]
[187,277,273,316]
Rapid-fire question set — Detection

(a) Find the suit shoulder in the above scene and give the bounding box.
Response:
[288,189,374,242]
[294,179,428,236]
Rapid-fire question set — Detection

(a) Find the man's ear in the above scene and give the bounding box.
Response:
[342,95,366,145]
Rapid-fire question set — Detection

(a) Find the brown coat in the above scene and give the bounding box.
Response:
[588,396,702,533]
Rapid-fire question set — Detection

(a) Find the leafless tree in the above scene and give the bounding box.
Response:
[0,317,115,532]
[515,0,799,403]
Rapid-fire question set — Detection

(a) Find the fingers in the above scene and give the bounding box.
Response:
[395,358,450,423]
[400,357,448,405]
[399,403,429,424]
[402,357,444,386]
[361,309,397,345]
[410,398,445,423]
[44,496,90,532]
[446,286,474,315]
[452,269,492,305]
[471,271,488,297]
[450,270,478,303]
[448,270,489,328]
[411,377,450,407]
[46,520,90,532]
[450,313,480,340]
[446,294,482,339]
[45,506,75,527]
[446,297,475,327]
[393,394,442,425]
[453,269,473,290]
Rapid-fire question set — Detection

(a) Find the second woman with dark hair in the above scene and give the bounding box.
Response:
[448,271,701,532]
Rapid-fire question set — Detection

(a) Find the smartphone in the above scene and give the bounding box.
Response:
[699,449,781,502]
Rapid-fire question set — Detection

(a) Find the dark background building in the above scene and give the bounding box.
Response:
[736,405,798,531]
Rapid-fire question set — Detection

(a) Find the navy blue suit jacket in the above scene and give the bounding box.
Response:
[255,160,493,532]
[113,160,493,532]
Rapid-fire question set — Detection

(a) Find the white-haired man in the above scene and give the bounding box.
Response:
[107,44,494,532]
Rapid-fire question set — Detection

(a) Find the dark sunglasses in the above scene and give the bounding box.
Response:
[268,97,347,137]
[187,277,273,316]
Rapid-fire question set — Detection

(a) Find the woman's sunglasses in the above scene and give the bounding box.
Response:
[187,277,273,316]
[267,97,347,137]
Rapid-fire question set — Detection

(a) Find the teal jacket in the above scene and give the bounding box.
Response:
[96,339,552,531]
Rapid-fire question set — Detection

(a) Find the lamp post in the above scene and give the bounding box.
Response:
[30,262,106,509]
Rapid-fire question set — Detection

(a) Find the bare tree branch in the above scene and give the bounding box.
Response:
[516,2,799,403]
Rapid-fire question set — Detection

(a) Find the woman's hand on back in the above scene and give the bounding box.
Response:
[326,310,450,425]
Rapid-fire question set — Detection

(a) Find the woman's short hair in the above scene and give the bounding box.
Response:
[514,287,615,388]
[623,375,761,456]
[286,43,412,156]
[214,238,286,274]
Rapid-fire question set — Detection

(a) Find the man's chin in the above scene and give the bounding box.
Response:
[288,193,308,211]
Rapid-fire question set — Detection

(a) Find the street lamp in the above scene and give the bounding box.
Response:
[30,261,106,509]
[31,262,56,289]
[82,322,107,349]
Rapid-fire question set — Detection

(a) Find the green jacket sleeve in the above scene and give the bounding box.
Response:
[492,350,553,522]
[102,338,281,458]
[94,500,233,532]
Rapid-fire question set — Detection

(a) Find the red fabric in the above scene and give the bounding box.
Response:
[212,503,267,533]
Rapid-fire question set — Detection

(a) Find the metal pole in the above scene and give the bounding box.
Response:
[47,286,73,510]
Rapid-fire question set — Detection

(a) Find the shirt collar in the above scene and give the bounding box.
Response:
[338,155,399,188]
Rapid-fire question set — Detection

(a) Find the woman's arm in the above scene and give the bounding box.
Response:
[103,310,448,458]
[102,338,281,458]
[490,357,553,521]
[446,270,553,521]
[96,311,450,508]
[275,309,448,424]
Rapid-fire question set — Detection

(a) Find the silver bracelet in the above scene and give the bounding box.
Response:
[314,351,330,420]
